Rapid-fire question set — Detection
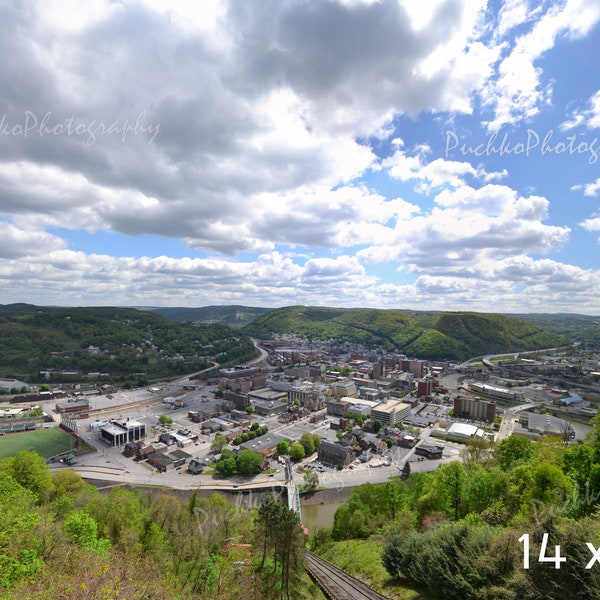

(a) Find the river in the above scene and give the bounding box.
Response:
[301,501,342,534]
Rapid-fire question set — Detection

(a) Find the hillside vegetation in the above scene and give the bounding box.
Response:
[0,305,257,383]
[0,452,320,599]
[516,313,600,349]
[243,306,568,360]
[312,427,600,600]
[150,305,271,327]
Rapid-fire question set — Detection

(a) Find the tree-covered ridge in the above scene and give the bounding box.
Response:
[0,305,257,381]
[311,426,600,600]
[150,305,272,327]
[515,313,600,349]
[0,451,315,599]
[243,306,568,360]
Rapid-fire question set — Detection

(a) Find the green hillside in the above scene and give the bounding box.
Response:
[515,313,600,348]
[150,305,271,327]
[0,305,257,382]
[243,306,568,361]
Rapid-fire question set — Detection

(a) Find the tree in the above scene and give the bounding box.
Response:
[299,433,315,456]
[436,461,467,521]
[254,498,305,599]
[64,510,111,556]
[237,449,263,475]
[300,469,319,493]
[289,442,305,462]
[401,461,411,480]
[211,433,228,453]
[276,440,289,456]
[158,415,173,425]
[495,435,534,470]
[215,457,236,476]
[0,450,54,503]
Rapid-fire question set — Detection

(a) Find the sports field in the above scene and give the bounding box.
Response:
[0,427,75,459]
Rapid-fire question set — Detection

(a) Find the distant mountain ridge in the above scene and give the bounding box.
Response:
[241,305,571,361]
[0,303,592,363]
[0,304,257,381]
[149,305,271,327]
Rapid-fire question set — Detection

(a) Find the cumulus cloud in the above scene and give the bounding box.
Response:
[0,0,597,312]
[482,0,600,131]
[358,183,569,274]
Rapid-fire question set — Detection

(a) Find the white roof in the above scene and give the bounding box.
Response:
[447,422,484,438]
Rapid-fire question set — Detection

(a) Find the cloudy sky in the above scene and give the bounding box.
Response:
[1,0,599,314]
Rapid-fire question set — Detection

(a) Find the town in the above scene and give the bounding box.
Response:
[2,337,599,495]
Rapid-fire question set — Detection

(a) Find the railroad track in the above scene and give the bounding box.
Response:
[305,551,390,600]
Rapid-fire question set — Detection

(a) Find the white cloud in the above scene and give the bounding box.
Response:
[561,89,600,131]
[384,148,506,192]
[580,216,600,232]
[482,0,600,131]
[358,183,570,271]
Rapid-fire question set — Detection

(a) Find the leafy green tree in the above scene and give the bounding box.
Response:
[211,433,228,453]
[300,469,319,493]
[237,449,263,475]
[158,415,173,425]
[382,532,420,579]
[436,461,468,521]
[299,433,315,456]
[64,510,110,556]
[215,456,237,476]
[495,435,534,470]
[289,442,305,462]
[253,497,305,599]
[276,440,289,456]
[0,450,54,503]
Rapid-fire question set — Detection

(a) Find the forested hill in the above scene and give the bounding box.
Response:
[150,305,271,327]
[0,305,257,382]
[242,306,568,361]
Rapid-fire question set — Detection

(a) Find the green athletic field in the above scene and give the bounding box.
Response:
[0,427,75,459]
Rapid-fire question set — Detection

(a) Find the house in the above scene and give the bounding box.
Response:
[147,451,172,472]
[188,458,205,474]
[415,443,444,460]
[318,441,355,469]
[169,448,192,468]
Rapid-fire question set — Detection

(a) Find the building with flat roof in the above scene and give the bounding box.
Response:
[446,422,484,439]
[100,420,146,446]
[454,396,496,422]
[468,381,523,402]
[370,400,411,425]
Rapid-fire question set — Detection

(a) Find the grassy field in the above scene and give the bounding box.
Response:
[0,427,75,459]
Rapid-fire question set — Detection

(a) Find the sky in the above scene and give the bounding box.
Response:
[0,0,599,314]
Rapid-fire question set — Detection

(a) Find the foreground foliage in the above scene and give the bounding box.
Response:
[0,452,317,599]
[312,419,600,599]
